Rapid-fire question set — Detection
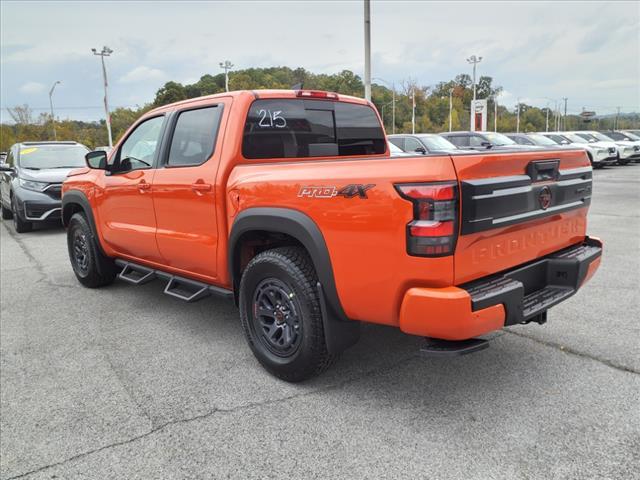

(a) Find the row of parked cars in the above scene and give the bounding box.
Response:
[388,129,640,167]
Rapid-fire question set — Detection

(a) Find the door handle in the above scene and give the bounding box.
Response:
[138,180,151,192]
[191,182,212,193]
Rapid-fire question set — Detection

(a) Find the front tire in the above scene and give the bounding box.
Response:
[11,197,32,233]
[239,247,335,382]
[67,212,116,288]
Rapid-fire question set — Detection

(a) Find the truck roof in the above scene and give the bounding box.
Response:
[147,89,371,115]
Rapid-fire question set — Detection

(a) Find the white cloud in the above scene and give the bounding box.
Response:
[119,65,167,84]
[19,81,45,94]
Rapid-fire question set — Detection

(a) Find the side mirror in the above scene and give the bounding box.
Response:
[85,150,107,170]
[414,146,427,154]
[0,164,14,173]
[480,141,492,148]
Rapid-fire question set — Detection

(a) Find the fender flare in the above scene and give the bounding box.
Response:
[61,190,105,255]
[229,207,359,353]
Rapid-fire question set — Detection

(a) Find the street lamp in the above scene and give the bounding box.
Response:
[466,55,482,102]
[516,97,522,133]
[91,46,114,148]
[219,60,234,92]
[49,81,61,140]
[373,77,395,134]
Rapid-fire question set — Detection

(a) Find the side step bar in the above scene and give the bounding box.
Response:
[420,337,489,357]
[114,260,233,303]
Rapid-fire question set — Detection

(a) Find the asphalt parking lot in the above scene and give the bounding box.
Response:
[1,165,639,480]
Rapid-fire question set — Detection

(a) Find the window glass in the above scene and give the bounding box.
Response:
[242,99,386,159]
[469,135,485,147]
[167,106,223,166]
[6,148,15,166]
[404,137,424,152]
[447,136,468,147]
[528,134,557,146]
[388,137,405,150]
[118,116,164,170]
[419,135,457,150]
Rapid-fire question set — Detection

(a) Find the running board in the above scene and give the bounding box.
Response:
[420,337,489,357]
[115,260,233,303]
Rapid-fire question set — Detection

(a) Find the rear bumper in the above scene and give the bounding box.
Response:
[399,237,603,340]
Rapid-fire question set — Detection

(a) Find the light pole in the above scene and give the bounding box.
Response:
[380,100,393,129]
[493,94,498,132]
[411,87,416,134]
[91,46,113,148]
[516,98,521,133]
[373,77,395,134]
[562,97,568,130]
[219,60,234,92]
[466,55,482,102]
[449,88,454,132]
[48,80,61,140]
[364,0,371,101]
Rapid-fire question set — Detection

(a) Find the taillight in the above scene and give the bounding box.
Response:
[395,182,458,257]
[295,90,339,100]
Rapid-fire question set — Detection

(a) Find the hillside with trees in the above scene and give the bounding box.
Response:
[2,66,638,151]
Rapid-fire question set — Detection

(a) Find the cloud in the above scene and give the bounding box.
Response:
[119,66,167,84]
[19,81,45,94]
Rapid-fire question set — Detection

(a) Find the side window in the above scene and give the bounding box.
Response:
[117,116,165,170]
[448,135,468,147]
[167,106,223,167]
[388,137,405,150]
[469,135,485,147]
[404,137,424,152]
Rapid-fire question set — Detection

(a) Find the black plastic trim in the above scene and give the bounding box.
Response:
[462,237,602,325]
[460,166,593,235]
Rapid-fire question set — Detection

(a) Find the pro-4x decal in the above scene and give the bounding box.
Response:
[298,184,375,199]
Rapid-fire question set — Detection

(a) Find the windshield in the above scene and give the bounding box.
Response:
[417,135,457,150]
[483,132,516,146]
[18,144,89,169]
[576,133,598,143]
[590,132,614,142]
[563,133,589,144]
[527,134,557,146]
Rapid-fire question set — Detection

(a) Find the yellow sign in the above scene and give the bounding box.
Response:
[20,147,38,155]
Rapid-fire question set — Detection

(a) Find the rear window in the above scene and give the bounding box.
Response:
[242,99,386,159]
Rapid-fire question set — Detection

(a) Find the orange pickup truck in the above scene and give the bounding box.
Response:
[62,89,602,381]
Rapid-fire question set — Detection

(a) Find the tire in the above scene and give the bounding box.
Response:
[1,200,12,220]
[67,212,117,288]
[11,196,32,233]
[239,246,336,382]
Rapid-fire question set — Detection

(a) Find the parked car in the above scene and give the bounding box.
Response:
[0,141,89,232]
[388,133,463,154]
[439,131,541,151]
[597,131,640,162]
[61,89,601,381]
[93,146,113,154]
[523,133,578,148]
[540,133,616,168]
[571,131,631,165]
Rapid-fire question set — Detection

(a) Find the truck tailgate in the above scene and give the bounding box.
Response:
[451,149,593,284]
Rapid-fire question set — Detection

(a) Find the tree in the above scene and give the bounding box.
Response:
[7,104,33,124]
[154,81,187,106]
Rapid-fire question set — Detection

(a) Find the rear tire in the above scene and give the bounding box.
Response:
[239,247,336,382]
[1,200,12,220]
[67,212,116,288]
[11,197,32,233]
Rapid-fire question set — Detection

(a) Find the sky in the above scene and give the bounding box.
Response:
[1,0,639,122]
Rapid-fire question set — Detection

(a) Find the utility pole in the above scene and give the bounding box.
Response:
[48,80,61,141]
[615,106,621,130]
[219,60,234,92]
[562,97,568,130]
[449,88,453,132]
[92,46,113,148]
[373,77,395,133]
[411,87,416,134]
[466,55,483,102]
[516,98,521,133]
[364,0,371,101]
[545,104,550,132]
[494,96,498,132]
